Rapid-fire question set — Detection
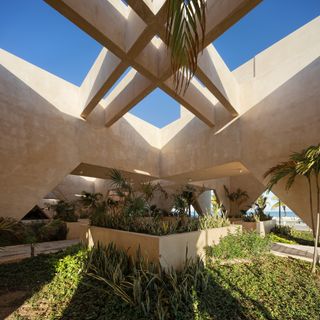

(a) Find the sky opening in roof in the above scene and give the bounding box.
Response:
[0,0,319,127]
[0,0,102,86]
[129,89,180,128]
[214,0,320,71]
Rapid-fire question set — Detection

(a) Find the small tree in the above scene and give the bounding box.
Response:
[264,144,320,273]
[224,186,249,217]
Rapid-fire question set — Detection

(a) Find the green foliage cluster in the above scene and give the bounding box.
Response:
[205,230,271,261]
[3,244,320,320]
[87,243,209,319]
[91,214,230,236]
[270,225,314,246]
[0,218,68,246]
[49,200,78,222]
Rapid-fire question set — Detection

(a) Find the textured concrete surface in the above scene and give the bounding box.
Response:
[0,2,319,231]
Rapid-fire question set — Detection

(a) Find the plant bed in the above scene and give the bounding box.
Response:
[3,244,320,320]
[83,224,240,269]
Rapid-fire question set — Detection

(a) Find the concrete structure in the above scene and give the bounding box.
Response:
[0,2,319,230]
[79,224,240,269]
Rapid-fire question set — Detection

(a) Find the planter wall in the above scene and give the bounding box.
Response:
[230,218,276,236]
[66,219,89,240]
[82,224,241,270]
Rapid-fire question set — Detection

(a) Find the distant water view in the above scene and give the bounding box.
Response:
[266,211,297,218]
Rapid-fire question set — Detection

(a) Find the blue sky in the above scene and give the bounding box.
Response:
[0,0,319,127]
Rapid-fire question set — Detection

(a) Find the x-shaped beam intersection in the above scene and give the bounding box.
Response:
[45,0,261,127]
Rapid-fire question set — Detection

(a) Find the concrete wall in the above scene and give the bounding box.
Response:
[0,15,319,230]
[81,224,240,269]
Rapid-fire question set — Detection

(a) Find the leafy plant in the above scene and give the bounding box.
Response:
[224,186,249,217]
[38,219,68,242]
[86,243,209,319]
[166,0,207,93]
[49,200,78,222]
[264,144,320,272]
[205,230,271,261]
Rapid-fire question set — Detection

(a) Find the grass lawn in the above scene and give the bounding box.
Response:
[1,245,320,320]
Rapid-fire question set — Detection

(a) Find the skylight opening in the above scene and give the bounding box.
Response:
[129,88,181,128]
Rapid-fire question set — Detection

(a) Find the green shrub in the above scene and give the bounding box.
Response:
[50,200,78,222]
[39,219,68,242]
[90,213,230,236]
[271,225,314,246]
[87,243,209,319]
[205,230,271,261]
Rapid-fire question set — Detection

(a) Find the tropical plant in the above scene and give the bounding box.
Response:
[79,192,103,210]
[211,193,227,216]
[264,144,320,273]
[205,230,271,261]
[172,185,200,217]
[0,217,16,232]
[253,196,272,221]
[86,242,209,319]
[296,144,320,272]
[49,200,78,222]
[166,0,207,93]
[223,186,249,217]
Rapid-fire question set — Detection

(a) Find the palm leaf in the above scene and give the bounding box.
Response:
[166,0,206,93]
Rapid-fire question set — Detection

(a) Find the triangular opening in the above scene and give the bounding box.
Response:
[129,88,181,128]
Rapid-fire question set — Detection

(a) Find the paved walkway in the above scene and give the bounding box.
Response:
[271,242,318,262]
[0,239,80,264]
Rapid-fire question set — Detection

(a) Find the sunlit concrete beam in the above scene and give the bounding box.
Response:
[80,49,128,118]
[197,45,239,116]
[104,69,154,126]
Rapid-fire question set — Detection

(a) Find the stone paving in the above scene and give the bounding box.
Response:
[271,242,318,262]
[0,239,80,264]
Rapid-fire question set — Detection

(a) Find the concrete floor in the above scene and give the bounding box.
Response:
[0,239,80,264]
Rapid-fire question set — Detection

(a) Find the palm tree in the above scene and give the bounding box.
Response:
[296,144,320,273]
[264,146,319,273]
[271,195,287,225]
[166,0,206,93]
[224,186,249,217]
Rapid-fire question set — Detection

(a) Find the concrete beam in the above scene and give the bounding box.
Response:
[80,48,127,118]
[104,70,154,127]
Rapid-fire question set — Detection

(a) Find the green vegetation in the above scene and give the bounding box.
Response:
[205,231,271,261]
[49,200,78,222]
[270,225,314,246]
[91,214,230,236]
[0,218,67,247]
[263,143,320,272]
[2,244,320,320]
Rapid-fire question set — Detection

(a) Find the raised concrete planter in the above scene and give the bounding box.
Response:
[66,219,89,240]
[230,218,276,236]
[81,224,240,270]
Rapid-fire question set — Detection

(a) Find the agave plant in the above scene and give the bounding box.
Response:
[166,0,207,93]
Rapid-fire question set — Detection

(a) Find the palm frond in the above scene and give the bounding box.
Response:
[166,0,206,93]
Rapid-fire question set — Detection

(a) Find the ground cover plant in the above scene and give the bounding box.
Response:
[2,244,320,320]
[205,230,271,261]
[270,225,314,246]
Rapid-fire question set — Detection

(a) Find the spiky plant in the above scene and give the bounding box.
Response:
[166,0,207,93]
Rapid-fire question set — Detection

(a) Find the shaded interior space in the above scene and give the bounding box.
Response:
[1,0,320,319]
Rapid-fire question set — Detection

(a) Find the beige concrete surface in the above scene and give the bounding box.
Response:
[0,1,319,233]
[83,225,240,269]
